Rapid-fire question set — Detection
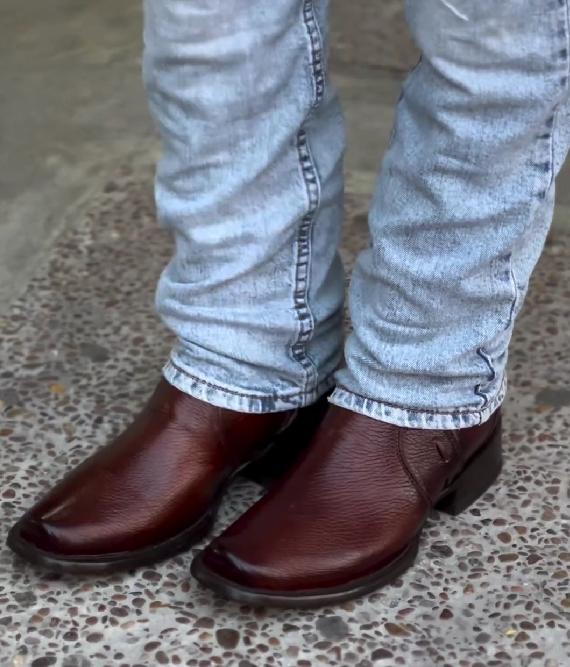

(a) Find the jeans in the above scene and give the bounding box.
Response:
[143,0,570,429]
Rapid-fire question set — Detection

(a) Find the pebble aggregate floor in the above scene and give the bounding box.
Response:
[0,167,568,666]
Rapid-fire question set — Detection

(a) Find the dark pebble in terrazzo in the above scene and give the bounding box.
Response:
[79,342,111,363]
[535,388,570,408]
[371,648,393,660]
[0,388,20,406]
[31,658,57,667]
[283,623,299,632]
[14,591,37,606]
[156,650,169,664]
[528,553,543,564]
[215,628,240,649]
[63,659,92,667]
[145,641,161,652]
[431,543,453,558]
[499,553,519,562]
[110,605,129,617]
[316,616,350,641]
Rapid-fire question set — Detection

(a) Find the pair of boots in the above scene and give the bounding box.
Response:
[8,379,502,608]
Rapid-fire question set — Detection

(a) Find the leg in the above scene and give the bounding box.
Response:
[192,0,570,606]
[143,0,346,413]
[332,0,570,428]
[7,0,345,572]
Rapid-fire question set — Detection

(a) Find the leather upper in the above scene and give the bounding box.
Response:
[201,405,501,591]
[15,379,296,556]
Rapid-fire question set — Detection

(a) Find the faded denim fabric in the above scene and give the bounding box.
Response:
[144,0,570,428]
[143,0,346,413]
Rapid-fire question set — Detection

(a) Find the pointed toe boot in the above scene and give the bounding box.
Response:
[192,405,503,607]
[7,379,328,573]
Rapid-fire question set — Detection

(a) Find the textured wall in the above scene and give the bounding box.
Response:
[330,1,418,71]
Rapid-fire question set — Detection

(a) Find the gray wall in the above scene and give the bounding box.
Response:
[331,1,418,71]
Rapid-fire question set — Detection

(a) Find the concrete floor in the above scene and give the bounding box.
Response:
[0,0,155,311]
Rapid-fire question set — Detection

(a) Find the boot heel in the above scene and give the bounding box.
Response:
[435,425,503,516]
[242,394,330,488]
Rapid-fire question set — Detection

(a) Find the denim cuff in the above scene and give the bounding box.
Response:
[163,357,336,414]
[328,376,507,430]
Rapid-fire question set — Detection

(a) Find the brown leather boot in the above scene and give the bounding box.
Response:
[191,404,503,608]
[7,379,329,573]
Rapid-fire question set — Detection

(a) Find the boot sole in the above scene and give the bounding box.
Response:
[191,424,503,608]
[6,504,218,574]
[6,443,284,575]
[191,537,421,609]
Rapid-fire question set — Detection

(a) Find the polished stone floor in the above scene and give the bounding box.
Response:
[1,2,570,666]
[0,165,568,667]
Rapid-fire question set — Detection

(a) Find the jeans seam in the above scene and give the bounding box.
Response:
[474,346,497,408]
[542,1,570,197]
[507,259,520,327]
[554,0,570,186]
[474,4,570,414]
[333,382,505,417]
[302,0,326,111]
[291,0,326,394]
[560,0,570,87]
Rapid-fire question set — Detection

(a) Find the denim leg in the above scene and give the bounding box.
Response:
[331,0,570,428]
[143,0,345,412]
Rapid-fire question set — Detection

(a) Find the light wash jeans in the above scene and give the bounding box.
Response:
[143,0,570,429]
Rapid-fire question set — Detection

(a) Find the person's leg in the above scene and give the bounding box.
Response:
[143,0,346,413]
[331,0,570,429]
[192,0,570,606]
[7,0,346,572]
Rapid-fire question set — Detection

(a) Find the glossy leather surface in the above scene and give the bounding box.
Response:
[11,379,315,557]
[199,405,502,592]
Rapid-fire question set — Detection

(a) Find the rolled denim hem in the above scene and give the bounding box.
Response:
[328,376,507,430]
[162,358,336,414]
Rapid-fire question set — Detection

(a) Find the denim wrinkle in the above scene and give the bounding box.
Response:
[331,0,570,428]
[144,0,570,427]
[144,0,345,413]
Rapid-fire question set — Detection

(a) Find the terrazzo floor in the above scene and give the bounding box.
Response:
[0,167,569,667]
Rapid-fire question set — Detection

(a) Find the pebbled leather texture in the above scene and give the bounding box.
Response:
[11,379,320,558]
[199,405,502,592]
